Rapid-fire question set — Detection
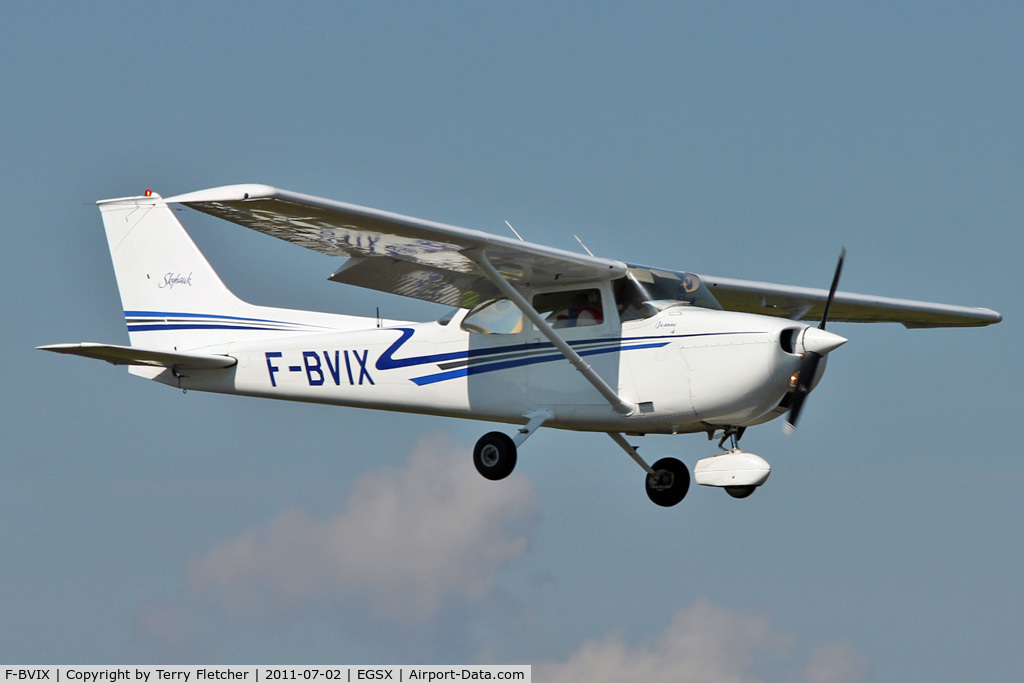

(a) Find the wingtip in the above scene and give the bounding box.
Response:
[165,184,279,205]
[37,342,84,352]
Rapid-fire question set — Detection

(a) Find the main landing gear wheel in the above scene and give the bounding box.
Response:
[474,432,517,481]
[645,457,690,507]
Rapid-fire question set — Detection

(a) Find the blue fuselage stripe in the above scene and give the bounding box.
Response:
[410,341,671,385]
[124,310,330,332]
[378,327,761,374]
[127,323,299,332]
[126,310,304,324]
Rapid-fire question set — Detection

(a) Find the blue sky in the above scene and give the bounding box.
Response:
[3,2,1021,679]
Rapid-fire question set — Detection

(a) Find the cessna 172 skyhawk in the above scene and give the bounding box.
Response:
[40,185,1001,506]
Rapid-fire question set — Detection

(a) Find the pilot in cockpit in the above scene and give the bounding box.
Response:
[615,278,649,322]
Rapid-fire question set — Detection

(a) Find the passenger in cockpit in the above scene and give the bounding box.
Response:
[567,291,603,326]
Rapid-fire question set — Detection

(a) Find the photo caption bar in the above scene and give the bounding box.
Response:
[0,667,529,683]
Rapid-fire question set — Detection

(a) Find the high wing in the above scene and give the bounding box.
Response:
[697,274,1001,328]
[167,184,1000,328]
[166,184,626,308]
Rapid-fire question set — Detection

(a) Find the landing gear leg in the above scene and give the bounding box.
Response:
[716,426,746,451]
[608,433,690,507]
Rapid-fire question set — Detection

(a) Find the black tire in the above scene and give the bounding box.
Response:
[473,432,517,481]
[725,485,756,499]
[645,456,690,507]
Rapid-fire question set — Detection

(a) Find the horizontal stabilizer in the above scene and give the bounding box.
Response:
[37,343,236,371]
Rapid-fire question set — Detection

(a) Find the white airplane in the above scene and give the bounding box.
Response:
[40,185,1001,506]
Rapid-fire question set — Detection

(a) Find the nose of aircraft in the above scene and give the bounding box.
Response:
[799,327,848,355]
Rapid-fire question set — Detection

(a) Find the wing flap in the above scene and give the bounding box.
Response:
[38,343,237,370]
[699,275,1002,328]
[328,256,501,308]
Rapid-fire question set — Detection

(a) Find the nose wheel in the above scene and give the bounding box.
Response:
[725,485,756,499]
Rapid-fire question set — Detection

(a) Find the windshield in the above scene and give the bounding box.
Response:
[614,265,722,321]
[460,298,524,334]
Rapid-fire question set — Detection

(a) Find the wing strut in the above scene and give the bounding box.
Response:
[468,250,635,416]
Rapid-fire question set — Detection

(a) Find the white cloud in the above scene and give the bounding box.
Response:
[802,642,867,683]
[133,600,202,661]
[136,436,865,675]
[536,600,866,683]
[186,433,539,626]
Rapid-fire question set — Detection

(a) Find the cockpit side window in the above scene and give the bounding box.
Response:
[532,288,604,328]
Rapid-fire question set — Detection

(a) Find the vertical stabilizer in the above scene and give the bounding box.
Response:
[98,193,351,351]
[100,193,241,350]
